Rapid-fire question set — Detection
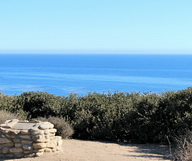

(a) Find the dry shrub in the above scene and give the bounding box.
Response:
[36,117,74,139]
[0,110,26,124]
[174,131,192,161]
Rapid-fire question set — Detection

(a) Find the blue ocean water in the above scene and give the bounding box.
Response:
[0,54,192,96]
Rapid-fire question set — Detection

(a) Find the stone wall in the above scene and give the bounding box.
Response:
[0,119,62,158]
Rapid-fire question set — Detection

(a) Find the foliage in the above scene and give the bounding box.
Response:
[1,88,192,143]
[17,92,62,118]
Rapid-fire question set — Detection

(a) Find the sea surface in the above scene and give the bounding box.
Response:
[0,54,192,96]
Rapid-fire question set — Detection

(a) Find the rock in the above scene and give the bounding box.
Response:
[15,143,22,148]
[5,120,12,124]
[5,153,14,158]
[30,130,44,135]
[10,129,20,135]
[20,130,30,134]
[33,143,46,149]
[0,119,62,158]
[23,144,32,150]
[38,124,50,130]
[9,147,23,153]
[2,147,9,153]
[46,142,55,148]
[44,148,52,153]
[21,139,33,144]
[15,153,24,158]
[4,142,14,147]
[13,138,21,143]
[0,154,4,158]
[0,137,12,144]
[35,152,44,157]
[49,129,57,133]
[19,135,31,140]
[39,122,54,130]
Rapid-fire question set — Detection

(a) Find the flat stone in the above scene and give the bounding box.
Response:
[31,130,44,135]
[5,153,14,158]
[12,122,37,130]
[0,137,12,144]
[15,143,22,148]
[5,134,15,139]
[4,119,19,128]
[24,150,33,154]
[19,135,31,140]
[13,138,21,143]
[0,154,4,158]
[2,147,9,153]
[20,130,30,134]
[9,147,23,153]
[5,120,12,124]
[4,142,14,147]
[46,142,55,148]
[38,124,50,130]
[21,139,33,144]
[33,143,46,149]
[36,139,49,143]
[0,124,8,128]
[15,153,24,158]
[49,129,57,133]
[23,144,32,150]
[35,152,44,157]
[44,148,52,153]
[10,129,20,135]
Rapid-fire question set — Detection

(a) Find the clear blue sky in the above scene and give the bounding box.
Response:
[0,0,192,54]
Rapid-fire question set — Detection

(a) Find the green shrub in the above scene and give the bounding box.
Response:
[0,110,26,124]
[36,117,74,139]
[0,93,17,111]
[17,92,62,118]
[1,88,192,144]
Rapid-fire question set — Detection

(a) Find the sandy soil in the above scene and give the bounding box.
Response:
[1,139,172,161]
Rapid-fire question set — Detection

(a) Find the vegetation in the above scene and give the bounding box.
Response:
[173,131,192,161]
[1,87,192,144]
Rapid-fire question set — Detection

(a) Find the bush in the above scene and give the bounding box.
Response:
[36,117,74,139]
[1,88,192,144]
[0,110,26,124]
[174,131,192,161]
[17,92,62,118]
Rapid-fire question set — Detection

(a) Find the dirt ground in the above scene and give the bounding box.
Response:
[1,139,172,161]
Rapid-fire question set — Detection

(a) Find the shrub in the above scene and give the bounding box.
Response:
[1,88,192,144]
[17,92,62,118]
[0,93,17,111]
[0,110,26,124]
[36,117,74,139]
[174,131,192,161]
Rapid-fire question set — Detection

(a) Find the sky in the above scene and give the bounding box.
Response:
[0,0,192,54]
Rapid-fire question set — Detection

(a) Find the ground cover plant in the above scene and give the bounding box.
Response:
[0,87,192,144]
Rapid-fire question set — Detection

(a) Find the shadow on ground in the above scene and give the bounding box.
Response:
[85,139,172,160]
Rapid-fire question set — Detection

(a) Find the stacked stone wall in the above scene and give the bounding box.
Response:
[0,119,62,158]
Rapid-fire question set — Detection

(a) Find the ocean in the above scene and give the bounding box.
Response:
[0,54,192,96]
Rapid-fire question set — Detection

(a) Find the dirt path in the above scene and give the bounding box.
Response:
[1,139,172,161]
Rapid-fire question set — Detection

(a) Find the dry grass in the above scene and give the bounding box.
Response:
[174,131,192,161]
[0,110,26,124]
